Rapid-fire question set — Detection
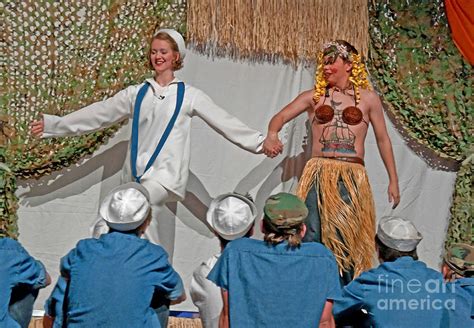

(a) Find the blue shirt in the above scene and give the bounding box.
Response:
[44,275,67,328]
[334,256,452,327]
[207,238,341,328]
[448,277,474,326]
[46,232,183,328]
[0,237,48,328]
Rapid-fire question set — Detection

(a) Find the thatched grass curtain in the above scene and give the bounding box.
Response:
[187,0,369,65]
[1,0,186,238]
[367,0,473,246]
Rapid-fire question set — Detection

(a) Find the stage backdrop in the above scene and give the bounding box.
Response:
[17,49,456,312]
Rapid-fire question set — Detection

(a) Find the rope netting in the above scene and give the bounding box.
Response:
[1,0,186,237]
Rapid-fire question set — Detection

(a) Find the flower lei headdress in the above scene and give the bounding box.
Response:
[322,41,353,62]
[313,41,372,105]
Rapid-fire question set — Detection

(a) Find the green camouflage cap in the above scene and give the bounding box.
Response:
[263,192,308,230]
[444,243,474,277]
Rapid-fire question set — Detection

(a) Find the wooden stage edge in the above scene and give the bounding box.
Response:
[28,316,203,327]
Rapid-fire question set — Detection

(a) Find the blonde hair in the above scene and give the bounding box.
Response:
[313,40,372,105]
[148,32,183,71]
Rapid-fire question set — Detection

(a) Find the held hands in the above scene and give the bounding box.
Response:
[263,133,283,158]
[30,116,44,137]
[388,181,400,209]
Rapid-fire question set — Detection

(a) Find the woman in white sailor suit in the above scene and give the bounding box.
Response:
[30,29,279,252]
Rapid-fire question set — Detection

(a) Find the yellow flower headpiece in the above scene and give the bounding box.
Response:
[313,41,372,105]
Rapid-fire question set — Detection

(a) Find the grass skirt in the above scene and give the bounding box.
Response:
[296,157,375,277]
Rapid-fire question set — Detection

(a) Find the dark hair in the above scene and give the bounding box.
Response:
[109,225,142,235]
[323,40,358,64]
[148,32,183,71]
[335,40,358,55]
[108,213,151,235]
[262,216,303,248]
[375,235,418,262]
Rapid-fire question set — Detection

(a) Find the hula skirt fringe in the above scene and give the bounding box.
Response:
[296,157,375,277]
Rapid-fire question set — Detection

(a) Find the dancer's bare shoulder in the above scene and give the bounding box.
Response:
[297,89,316,106]
[280,89,316,118]
[359,88,383,113]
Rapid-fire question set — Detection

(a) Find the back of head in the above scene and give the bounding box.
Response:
[207,193,257,243]
[376,216,422,262]
[100,182,151,233]
[444,243,474,278]
[209,194,338,328]
[263,192,308,247]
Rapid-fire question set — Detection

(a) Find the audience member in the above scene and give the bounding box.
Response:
[0,237,51,328]
[442,243,474,325]
[334,216,452,327]
[44,182,185,328]
[208,192,340,328]
[190,193,257,328]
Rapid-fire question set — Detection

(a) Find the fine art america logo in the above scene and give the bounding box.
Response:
[376,275,456,311]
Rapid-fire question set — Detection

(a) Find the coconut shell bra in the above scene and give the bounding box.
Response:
[313,87,368,154]
[313,88,367,126]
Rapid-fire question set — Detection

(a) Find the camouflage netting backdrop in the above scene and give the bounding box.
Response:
[1,0,186,238]
[368,0,472,246]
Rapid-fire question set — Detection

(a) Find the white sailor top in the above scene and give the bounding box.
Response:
[43,78,264,204]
